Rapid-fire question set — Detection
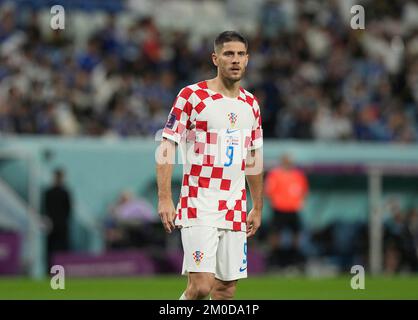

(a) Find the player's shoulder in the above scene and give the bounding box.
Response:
[178,81,208,98]
[239,87,260,109]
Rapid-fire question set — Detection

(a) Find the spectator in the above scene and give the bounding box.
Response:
[384,202,418,273]
[265,153,309,269]
[104,190,160,249]
[408,207,418,254]
[42,168,72,267]
[404,208,418,271]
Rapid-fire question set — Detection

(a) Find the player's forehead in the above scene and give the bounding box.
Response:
[218,41,247,53]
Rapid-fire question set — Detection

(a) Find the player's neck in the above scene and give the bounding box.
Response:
[207,77,241,98]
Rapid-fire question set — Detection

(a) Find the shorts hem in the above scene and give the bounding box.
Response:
[215,273,248,281]
[182,269,216,276]
[176,221,247,232]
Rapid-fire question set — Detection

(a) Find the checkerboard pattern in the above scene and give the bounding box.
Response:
[162,81,263,232]
[218,188,247,231]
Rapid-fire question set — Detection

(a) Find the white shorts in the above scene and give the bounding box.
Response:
[180,226,248,281]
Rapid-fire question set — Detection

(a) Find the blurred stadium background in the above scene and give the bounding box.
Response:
[1,0,418,299]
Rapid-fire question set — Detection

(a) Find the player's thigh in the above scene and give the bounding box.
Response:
[215,230,247,281]
[181,226,219,274]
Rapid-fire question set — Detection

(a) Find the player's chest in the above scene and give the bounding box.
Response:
[193,99,254,130]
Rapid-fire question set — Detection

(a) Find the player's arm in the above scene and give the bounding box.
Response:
[156,138,177,233]
[245,148,264,238]
[157,86,193,233]
[245,94,263,238]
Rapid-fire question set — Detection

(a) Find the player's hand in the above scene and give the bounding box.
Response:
[158,197,177,233]
[246,208,262,238]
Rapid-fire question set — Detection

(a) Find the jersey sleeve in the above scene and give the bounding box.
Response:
[162,87,193,144]
[249,97,263,150]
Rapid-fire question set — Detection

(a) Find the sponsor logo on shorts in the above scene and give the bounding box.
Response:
[192,250,204,265]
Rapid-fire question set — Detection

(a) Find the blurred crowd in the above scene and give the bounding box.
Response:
[383,199,418,273]
[304,203,418,275]
[1,0,418,142]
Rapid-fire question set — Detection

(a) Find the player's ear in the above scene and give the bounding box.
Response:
[212,52,218,67]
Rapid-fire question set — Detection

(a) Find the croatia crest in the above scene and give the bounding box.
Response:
[228,112,237,128]
[192,250,204,265]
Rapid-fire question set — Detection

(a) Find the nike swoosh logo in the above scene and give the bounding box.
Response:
[226,129,239,134]
[239,266,247,272]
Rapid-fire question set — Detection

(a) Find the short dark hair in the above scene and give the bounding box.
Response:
[214,31,248,53]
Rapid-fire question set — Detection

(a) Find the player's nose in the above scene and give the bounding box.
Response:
[231,59,240,66]
[231,53,240,63]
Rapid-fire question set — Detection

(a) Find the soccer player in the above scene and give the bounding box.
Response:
[156,31,263,300]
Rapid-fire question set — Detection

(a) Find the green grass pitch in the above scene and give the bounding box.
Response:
[1,275,418,300]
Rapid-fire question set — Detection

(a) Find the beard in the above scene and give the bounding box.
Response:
[221,68,245,82]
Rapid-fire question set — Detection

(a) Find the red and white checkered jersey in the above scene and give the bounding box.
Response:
[162,80,263,231]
